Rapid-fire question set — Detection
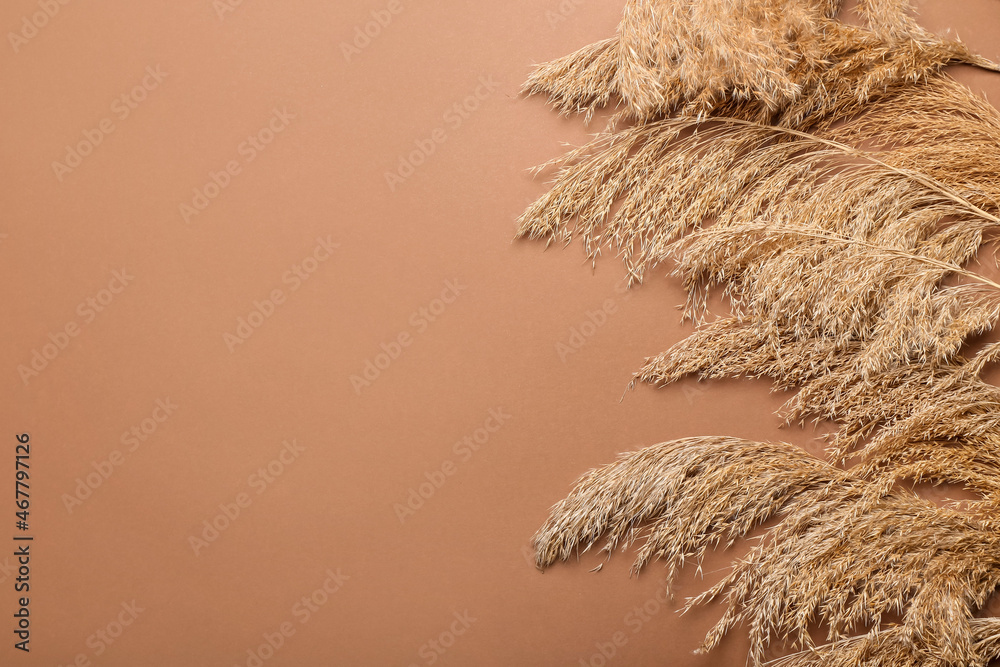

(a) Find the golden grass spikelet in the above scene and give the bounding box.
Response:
[519,1,1000,664]
[534,438,1000,666]
[636,318,1000,499]
[519,78,1000,284]
[523,0,998,123]
[763,616,1000,666]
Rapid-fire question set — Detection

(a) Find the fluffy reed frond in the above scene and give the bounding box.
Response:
[534,438,1000,666]
[635,320,1000,501]
[520,73,1000,484]
[519,76,1000,284]
[764,617,1000,666]
[519,1,1000,664]
[523,0,998,123]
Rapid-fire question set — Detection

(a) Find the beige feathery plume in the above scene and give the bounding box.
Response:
[519,0,1000,665]
[533,438,1000,666]
[523,0,998,123]
[767,617,1000,666]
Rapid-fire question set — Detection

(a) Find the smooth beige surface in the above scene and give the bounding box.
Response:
[1,1,999,665]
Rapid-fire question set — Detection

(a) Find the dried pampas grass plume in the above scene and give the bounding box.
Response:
[523,0,999,123]
[518,0,1000,664]
[533,438,1000,666]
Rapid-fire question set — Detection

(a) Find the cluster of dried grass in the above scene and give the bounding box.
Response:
[525,0,997,123]
[519,0,1000,664]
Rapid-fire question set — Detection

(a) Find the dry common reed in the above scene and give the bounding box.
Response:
[519,0,1000,664]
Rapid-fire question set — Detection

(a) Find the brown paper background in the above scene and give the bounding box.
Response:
[1,0,999,665]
